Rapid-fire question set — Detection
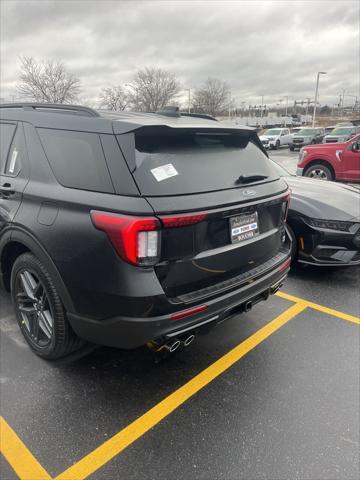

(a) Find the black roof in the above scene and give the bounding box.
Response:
[0,102,253,134]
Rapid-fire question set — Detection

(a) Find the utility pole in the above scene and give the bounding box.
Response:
[260,95,264,118]
[187,89,191,113]
[312,71,327,127]
[340,88,345,115]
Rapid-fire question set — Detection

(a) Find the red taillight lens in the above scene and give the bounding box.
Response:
[91,211,160,266]
[161,213,208,228]
[171,304,208,321]
[282,191,291,222]
[278,257,291,272]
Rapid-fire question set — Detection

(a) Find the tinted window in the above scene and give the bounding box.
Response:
[0,123,16,173]
[38,129,114,193]
[4,127,24,177]
[124,128,279,196]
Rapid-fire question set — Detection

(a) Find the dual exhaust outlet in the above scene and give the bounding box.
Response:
[148,334,195,354]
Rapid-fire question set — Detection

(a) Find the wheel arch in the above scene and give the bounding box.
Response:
[303,158,336,180]
[0,229,74,312]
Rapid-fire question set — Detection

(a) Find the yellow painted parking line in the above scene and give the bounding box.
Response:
[55,301,306,480]
[0,416,51,480]
[276,291,360,325]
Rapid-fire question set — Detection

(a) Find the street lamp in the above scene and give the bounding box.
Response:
[312,71,327,127]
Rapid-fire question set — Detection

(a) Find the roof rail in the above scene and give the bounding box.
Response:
[0,103,100,118]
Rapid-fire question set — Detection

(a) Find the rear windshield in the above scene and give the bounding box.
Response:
[120,128,279,196]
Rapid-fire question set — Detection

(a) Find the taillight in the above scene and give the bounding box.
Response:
[161,213,208,228]
[282,191,291,222]
[91,211,160,266]
[278,257,291,272]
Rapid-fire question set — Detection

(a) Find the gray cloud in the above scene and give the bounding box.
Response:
[1,0,359,108]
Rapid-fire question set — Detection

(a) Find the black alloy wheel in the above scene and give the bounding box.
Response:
[11,253,83,359]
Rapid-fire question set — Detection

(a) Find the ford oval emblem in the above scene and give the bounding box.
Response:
[242,189,256,197]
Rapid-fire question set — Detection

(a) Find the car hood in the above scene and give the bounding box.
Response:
[260,135,277,140]
[303,141,347,151]
[285,176,360,221]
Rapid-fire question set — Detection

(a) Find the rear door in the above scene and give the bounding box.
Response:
[0,122,29,227]
[117,127,290,298]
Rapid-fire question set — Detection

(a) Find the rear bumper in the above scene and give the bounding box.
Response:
[68,257,291,349]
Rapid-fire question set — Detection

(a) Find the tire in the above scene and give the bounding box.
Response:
[289,146,294,151]
[286,224,298,263]
[275,140,280,150]
[11,253,83,359]
[311,139,316,144]
[304,163,333,181]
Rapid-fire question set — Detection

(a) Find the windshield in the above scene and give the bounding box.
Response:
[330,127,354,135]
[297,128,317,136]
[120,127,279,196]
[263,129,281,135]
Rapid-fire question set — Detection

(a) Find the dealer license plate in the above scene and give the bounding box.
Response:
[229,212,259,244]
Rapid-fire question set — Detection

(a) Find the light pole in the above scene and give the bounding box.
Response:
[312,71,327,127]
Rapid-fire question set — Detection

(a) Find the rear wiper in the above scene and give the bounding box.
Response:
[235,174,268,184]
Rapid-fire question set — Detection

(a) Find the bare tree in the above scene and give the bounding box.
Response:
[17,56,81,103]
[192,78,230,116]
[99,85,128,111]
[128,67,180,112]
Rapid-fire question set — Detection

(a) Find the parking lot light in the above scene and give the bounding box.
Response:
[312,71,327,127]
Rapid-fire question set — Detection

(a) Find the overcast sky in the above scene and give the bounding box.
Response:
[1,0,359,109]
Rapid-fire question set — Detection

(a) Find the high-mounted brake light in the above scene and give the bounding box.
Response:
[91,211,160,266]
[161,213,208,228]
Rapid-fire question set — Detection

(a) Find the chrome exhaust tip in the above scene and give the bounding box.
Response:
[164,339,181,353]
[183,334,195,347]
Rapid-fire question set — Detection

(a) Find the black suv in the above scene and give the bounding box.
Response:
[0,104,291,359]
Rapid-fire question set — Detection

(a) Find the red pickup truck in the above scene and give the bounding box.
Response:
[296,133,360,182]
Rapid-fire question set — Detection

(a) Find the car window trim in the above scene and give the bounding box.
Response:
[0,121,17,174]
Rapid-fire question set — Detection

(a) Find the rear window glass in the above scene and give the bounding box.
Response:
[38,129,114,193]
[123,128,278,196]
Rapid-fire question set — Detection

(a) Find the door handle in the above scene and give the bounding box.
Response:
[0,183,15,196]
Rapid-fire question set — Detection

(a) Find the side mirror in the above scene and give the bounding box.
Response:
[351,142,360,151]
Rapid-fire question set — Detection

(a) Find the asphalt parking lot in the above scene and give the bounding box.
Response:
[1,254,359,479]
[1,145,359,480]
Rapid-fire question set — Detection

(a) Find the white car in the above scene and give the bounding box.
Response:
[259,128,292,150]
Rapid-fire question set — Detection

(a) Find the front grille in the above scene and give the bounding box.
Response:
[293,138,304,143]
